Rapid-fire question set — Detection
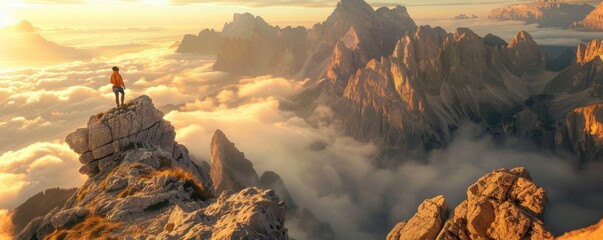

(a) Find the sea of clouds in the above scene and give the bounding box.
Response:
[1,23,603,239]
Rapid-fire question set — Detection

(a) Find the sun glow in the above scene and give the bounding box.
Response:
[141,0,169,6]
[0,11,15,28]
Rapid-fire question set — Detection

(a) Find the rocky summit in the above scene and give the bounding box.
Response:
[387,168,552,240]
[18,96,289,240]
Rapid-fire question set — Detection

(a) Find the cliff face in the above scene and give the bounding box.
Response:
[488,1,594,28]
[559,104,603,161]
[387,168,553,240]
[545,40,603,107]
[18,96,289,240]
[572,2,603,31]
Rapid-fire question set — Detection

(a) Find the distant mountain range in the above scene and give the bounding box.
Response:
[489,0,603,31]
[177,0,603,164]
[0,21,90,68]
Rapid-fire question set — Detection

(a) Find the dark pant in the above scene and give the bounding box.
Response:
[113,87,125,107]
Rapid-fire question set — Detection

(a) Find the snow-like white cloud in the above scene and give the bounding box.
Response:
[0,142,83,209]
[165,77,603,239]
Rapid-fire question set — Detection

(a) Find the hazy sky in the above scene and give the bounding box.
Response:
[0,0,540,30]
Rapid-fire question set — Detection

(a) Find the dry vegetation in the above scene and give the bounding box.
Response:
[142,168,213,201]
[45,215,122,240]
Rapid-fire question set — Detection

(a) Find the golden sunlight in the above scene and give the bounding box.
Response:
[141,0,169,6]
[0,11,15,28]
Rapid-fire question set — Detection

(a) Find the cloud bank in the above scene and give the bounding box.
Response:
[0,142,83,208]
[164,81,603,239]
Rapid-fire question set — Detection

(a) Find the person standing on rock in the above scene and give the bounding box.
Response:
[110,66,126,107]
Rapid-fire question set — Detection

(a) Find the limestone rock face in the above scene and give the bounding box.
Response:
[19,96,288,240]
[387,168,554,240]
[545,40,603,99]
[386,196,448,240]
[210,129,260,193]
[489,1,594,28]
[577,40,603,65]
[65,95,176,177]
[572,3,603,31]
[559,104,603,161]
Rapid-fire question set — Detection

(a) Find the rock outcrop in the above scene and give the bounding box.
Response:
[489,1,594,28]
[572,2,603,31]
[388,168,553,240]
[209,130,336,240]
[18,96,289,240]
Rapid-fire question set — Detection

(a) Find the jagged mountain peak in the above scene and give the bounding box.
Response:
[210,129,260,194]
[577,39,603,64]
[222,12,278,39]
[453,27,481,42]
[7,20,36,33]
[508,30,536,48]
[336,0,374,12]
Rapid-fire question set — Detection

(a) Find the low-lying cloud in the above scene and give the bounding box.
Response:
[166,78,603,239]
[0,142,83,208]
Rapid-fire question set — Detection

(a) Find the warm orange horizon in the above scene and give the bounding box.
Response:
[0,0,559,30]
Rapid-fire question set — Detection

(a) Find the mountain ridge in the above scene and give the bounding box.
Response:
[176,0,603,163]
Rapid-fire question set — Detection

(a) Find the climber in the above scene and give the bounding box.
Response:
[110,66,126,107]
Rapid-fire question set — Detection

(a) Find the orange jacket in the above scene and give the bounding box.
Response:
[111,73,125,88]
